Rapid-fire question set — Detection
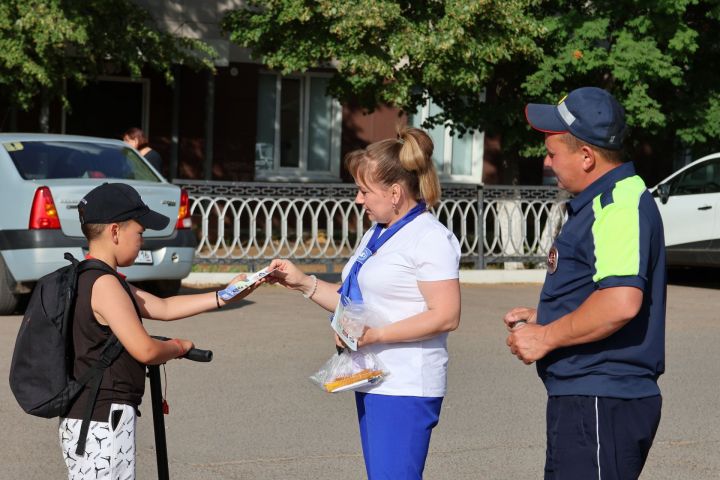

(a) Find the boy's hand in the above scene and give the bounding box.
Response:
[220,273,265,304]
[172,338,194,358]
[226,273,248,285]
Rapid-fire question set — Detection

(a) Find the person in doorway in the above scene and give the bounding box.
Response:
[504,87,666,479]
[123,127,162,172]
[59,182,258,480]
[269,126,461,479]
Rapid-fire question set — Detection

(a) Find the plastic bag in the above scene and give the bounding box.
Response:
[332,302,391,351]
[310,349,388,393]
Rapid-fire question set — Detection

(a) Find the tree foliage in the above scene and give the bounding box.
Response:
[223,0,545,134]
[223,0,720,173]
[0,0,216,111]
[523,0,720,160]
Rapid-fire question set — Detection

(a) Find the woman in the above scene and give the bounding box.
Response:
[270,126,461,479]
[122,127,162,172]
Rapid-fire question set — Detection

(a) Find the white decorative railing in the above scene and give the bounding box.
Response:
[173,180,568,269]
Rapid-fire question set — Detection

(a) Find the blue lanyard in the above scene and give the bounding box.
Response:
[338,202,426,305]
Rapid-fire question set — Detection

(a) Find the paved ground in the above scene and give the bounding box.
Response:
[1,279,719,479]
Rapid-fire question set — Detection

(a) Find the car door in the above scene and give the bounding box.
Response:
[655,157,720,249]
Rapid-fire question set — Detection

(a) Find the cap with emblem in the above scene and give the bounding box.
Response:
[525,87,627,150]
[78,183,169,230]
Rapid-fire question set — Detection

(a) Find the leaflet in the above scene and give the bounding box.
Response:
[217,267,275,301]
[331,301,358,351]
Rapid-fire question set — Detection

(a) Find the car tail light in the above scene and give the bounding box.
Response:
[175,188,192,229]
[29,187,61,229]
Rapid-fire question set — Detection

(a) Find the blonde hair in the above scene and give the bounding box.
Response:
[345,126,441,207]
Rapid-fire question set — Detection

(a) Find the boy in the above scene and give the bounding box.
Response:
[60,182,254,479]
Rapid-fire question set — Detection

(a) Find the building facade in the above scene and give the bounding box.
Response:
[7,0,507,185]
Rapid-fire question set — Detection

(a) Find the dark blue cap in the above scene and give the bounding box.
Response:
[525,87,627,150]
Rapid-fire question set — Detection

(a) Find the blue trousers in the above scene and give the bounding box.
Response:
[545,395,662,480]
[355,392,443,480]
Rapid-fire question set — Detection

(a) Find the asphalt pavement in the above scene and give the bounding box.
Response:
[1,281,719,479]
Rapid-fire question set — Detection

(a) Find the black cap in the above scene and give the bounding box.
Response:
[525,87,627,150]
[78,183,169,230]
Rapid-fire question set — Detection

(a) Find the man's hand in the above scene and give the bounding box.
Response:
[506,323,552,364]
[503,307,537,331]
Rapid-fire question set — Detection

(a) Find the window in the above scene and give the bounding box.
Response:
[255,73,342,181]
[63,76,149,138]
[409,98,484,183]
[5,141,159,181]
[670,159,720,195]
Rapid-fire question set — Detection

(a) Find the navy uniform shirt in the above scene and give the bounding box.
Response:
[537,161,666,399]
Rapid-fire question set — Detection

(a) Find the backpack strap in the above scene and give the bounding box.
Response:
[60,253,82,340]
[70,256,142,455]
[73,335,125,456]
[77,259,142,317]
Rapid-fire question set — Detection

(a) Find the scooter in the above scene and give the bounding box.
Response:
[149,336,213,480]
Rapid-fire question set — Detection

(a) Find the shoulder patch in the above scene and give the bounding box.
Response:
[591,175,646,282]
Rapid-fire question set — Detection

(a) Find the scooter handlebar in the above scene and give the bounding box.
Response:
[184,348,213,362]
[151,336,213,363]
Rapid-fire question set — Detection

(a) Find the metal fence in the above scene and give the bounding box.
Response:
[173,180,568,270]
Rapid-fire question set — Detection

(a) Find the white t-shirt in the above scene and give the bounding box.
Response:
[341,211,461,397]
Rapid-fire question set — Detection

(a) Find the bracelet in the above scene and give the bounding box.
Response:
[215,290,222,309]
[303,275,318,299]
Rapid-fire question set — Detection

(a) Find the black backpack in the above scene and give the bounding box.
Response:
[9,253,139,455]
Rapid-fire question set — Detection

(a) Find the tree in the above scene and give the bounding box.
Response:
[0,0,215,125]
[222,0,544,133]
[223,0,720,184]
[522,0,720,182]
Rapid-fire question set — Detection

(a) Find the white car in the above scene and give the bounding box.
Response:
[0,134,196,314]
[652,152,720,267]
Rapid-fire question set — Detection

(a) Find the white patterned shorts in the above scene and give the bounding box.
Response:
[59,403,137,480]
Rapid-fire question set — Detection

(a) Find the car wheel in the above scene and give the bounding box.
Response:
[0,255,20,315]
[138,279,182,298]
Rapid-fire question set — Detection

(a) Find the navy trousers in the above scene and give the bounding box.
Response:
[545,395,662,480]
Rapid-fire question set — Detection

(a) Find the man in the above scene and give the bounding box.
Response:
[505,87,666,479]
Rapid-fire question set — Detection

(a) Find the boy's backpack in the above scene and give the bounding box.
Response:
[9,252,139,455]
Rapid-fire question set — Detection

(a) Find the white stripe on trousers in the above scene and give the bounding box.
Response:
[595,396,602,480]
[59,403,136,480]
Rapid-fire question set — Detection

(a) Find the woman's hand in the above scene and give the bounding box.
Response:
[269,259,341,312]
[356,327,381,348]
[269,258,313,293]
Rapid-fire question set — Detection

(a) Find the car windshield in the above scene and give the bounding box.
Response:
[3,140,160,181]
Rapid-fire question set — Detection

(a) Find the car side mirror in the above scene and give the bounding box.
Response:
[658,183,671,204]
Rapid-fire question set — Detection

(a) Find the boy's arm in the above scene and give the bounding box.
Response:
[92,275,192,364]
[129,273,260,321]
